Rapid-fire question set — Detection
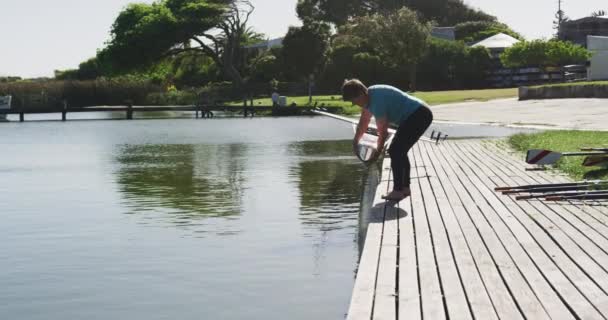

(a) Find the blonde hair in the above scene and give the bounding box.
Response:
[341,79,368,101]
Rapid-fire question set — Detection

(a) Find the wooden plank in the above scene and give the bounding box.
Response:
[421,140,513,320]
[474,141,608,251]
[347,169,390,320]
[482,140,608,231]
[427,142,544,320]
[445,141,606,319]
[432,141,576,320]
[408,143,447,320]
[460,141,608,293]
[373,164,399,320]
[398,188,421,320]
[484,140,570,184]
[413,142,474,319]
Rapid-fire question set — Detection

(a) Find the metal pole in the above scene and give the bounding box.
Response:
[502,183,599,194]
[516,190,608,200]
[62,100,67,121]
[547,193,608,201]
[495,180,608,192]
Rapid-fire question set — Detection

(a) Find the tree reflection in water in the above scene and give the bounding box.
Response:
[289,140,367,233]
[115,144,247,230]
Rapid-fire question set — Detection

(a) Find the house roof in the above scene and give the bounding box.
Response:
[565,16,608,24]
[431,27,456,41]
[244,37,284,49]
[472,33,520,49]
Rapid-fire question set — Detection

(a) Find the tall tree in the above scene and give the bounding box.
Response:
[282,22,331,80]
[296,0,495,26]
[337,7,432,90]
[98,0,258,87]
[296,0,371,25]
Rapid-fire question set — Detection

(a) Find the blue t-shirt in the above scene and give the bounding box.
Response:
[367,85,424,126]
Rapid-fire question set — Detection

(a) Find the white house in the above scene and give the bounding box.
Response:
[588,35,608,80]
[472,33,521,58]
[244,37,284,52]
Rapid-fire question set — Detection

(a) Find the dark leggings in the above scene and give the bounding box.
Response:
[388,105,433,191]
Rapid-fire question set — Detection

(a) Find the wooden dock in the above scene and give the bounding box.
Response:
[349,139,608,320]
[0,105,342,122]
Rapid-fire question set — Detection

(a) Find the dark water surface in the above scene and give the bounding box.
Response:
[0,117,369,320]
[0,115,535,320]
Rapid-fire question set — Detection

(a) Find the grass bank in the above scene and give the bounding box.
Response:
[228,88,518,115]
[509,130,608,180]
[531,81,608,88]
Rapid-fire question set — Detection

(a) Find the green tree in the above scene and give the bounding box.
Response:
[98,0,260,87]
[416,38,491,89]
[339,7,432,90]
[455,21,523,43]
[171,52,220,87]
[296,0,370,25]
[282,22,331,80]
[500,40,591,68]
[296,0,495,26]
[249,51,281,82]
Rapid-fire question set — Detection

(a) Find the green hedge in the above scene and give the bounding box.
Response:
[501,40,591,68]
[0,79,161,110]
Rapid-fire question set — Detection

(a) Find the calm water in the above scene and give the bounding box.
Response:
[0,114,535,320]
[0,117,371,320]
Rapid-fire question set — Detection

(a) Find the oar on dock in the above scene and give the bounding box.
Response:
[495,180,608,192]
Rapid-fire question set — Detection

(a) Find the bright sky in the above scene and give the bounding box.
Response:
[0,0,604,78]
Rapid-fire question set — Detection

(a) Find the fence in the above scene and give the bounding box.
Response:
[487,66,587,88]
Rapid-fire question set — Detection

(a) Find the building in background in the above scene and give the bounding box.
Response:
[588,35,608,80]
[559,16,608,47]
[244,37,284,55]
[472,33,520,59]
[431,27,456,41]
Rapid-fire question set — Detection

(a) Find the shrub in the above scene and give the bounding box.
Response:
[455,21,523,43]
[0,79,161,110]
[417,39,492,90]
[500,40,591,68]
[146,90,198,105]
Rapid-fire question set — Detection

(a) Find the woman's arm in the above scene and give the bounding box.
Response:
[375,117,389,152]
[354,108,372,143]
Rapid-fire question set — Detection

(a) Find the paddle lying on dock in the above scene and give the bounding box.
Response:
[312,109,438,144]
[580,147,608,152]
[546,193,608,201]
[582,155,608,167]
[495,180,608,192]
[525,149,608,165]
[516,190,608,200]
[501,183,599,195]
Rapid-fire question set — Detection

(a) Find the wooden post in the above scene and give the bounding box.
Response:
[243,98,247,117]
[19,111,24,122]
[126,102,133,120]
[61,100,67,121]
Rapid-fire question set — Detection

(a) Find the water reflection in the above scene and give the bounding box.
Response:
[288,141,366,233]
[115,144,246,226]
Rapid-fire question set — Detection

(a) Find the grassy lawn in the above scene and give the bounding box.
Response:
[509,130,608,180]
[413,88,518,105]
[227,88,518,115]
[531,81,608,88]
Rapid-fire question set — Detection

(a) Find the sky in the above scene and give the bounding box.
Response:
[0,0,605,78]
